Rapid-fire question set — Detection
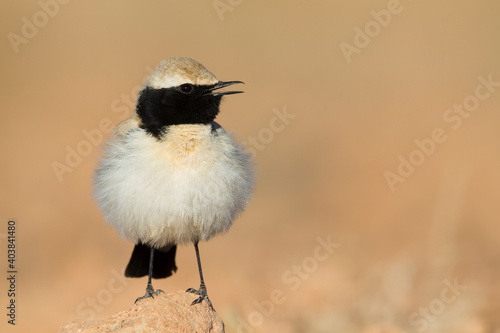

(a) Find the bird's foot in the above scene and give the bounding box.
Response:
[134,283,164,303]
[186,284,213,309]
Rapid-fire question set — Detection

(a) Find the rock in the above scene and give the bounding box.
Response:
[58,290,225,333]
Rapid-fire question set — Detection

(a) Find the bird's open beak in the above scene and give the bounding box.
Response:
[206,81,244,96]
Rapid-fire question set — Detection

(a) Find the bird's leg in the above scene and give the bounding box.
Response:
[186,242,213,309]
[135,247,164,303]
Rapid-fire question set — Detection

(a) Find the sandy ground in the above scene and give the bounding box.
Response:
[1,1,500,332]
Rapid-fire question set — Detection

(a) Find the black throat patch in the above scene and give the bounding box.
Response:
[136,85,222,139]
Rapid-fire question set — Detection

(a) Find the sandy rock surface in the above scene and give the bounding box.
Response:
[58,290,224,333]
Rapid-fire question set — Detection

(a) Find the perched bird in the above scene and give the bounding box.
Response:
[94,57,253,307]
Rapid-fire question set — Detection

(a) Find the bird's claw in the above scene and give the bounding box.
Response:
[186,286,213,309]
[135,284,164,303]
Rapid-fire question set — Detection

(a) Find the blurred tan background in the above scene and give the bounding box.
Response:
[1,1,500,332]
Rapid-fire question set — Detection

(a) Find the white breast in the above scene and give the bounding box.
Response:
[94,123,253,247]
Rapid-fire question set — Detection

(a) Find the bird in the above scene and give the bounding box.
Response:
[93,57,254,308]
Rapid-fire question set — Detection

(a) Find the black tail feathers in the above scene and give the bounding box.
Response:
[124,242,178,279]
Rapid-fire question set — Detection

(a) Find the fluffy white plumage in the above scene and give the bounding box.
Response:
[94,58,253,248]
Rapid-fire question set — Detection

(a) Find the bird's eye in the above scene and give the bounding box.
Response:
[178,84,194,94]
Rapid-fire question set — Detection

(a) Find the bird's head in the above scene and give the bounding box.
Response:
[135,57,244,139]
